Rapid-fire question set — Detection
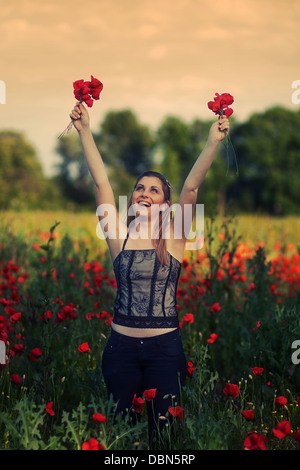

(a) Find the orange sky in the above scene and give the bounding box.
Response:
[0,0,300,176]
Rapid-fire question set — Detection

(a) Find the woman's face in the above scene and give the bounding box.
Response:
[131,176,168,209]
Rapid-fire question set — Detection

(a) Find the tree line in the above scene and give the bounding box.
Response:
[0,105,299,215]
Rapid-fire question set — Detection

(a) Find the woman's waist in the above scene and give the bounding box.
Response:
[111,322,177,338]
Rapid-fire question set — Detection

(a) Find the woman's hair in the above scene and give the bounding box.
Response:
[126,171,172,265]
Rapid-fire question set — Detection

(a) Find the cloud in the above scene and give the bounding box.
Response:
[0,0,300,177]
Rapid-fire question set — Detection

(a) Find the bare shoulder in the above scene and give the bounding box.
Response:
[166,221,186,263]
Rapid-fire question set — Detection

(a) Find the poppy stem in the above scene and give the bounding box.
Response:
[58,120,74,139]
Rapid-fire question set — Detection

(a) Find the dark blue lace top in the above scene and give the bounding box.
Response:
[112,242,182,329]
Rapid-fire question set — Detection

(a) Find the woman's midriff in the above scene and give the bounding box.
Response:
[111,322,177,338]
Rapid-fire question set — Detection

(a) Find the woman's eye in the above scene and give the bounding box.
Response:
[151,188,158,193]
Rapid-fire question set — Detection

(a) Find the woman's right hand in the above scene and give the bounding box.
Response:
[69,102,90,133]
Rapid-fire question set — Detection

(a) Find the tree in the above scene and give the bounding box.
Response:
[229,107,300,214]
[95,109,154,176]
[0,131,49,209]
[55,133,95,205]
[155,115,235,212]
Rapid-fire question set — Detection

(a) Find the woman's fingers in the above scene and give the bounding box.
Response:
[70,105,82,120]
[218,116,230,132]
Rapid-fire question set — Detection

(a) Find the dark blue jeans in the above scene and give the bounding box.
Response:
[102,327,187,446]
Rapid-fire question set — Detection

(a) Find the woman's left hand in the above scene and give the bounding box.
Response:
[208,116,230,144]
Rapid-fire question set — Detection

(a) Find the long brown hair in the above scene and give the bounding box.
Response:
[126,171,172,265]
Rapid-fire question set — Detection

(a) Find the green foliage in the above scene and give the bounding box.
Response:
[229,107,300,214]
[1,106,300,214]
[1,214,299,450]
[96,109,154,176]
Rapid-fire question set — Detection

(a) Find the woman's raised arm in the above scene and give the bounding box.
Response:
[70,102,126,255]
[173,116,230,243]
[70,102,112,194]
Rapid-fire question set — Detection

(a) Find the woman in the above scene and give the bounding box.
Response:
[69,102,230,446]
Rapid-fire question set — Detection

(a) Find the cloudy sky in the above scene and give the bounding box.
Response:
[0,0,299,176]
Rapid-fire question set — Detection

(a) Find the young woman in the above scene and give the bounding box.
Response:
[69,102,230,447]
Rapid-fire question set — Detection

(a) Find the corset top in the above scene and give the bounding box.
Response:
[112,247,181,329]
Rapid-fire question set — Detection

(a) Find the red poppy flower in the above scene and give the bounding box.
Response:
[78,342,91,353]
[10,373,22,385]
[187,360,194,378]
[207,333,218,344]
[207,91,238,176]
[29,347,42,361]
[10,311,21,323]
[39,310,52,322]
[272,421,291,439]
[241,410,254,421]
[92,413,107,423]
[210,302,221,313]
[244,433,267,450]
[59,75,103,138]
[252,367,264,376]
[12,344,24,355]
[143,389,157,401]
[275,396,288,406]
[207,92,234,117]
[182,313,194,324]
[82,438,105,450]
[132,394,144,413]
[168,406,184,421]
[223,383,240,398]
[73,76,103,108]
[224,107,233,118]
[45,401,55,416]
[294,430,300,444]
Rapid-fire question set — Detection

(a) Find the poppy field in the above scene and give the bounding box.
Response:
[0,211,299,450]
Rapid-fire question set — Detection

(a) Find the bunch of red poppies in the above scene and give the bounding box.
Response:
[207,91,238,176]
[73,76,103,108]
[208,92,234,117]
[58,75,103,138]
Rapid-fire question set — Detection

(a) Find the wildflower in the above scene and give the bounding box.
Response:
[223,383,240,398]
[168,406,184,421]
[143,389,157,401]
[210,302,221,313]
[29,347,42,361]
[275,396,288,406]
[10,311,21,323]
[92,413,107,423]
[12,344,24,356]
[39,310,52,322]
[10,373,22,385]
[182,313,194,324]
[272,421,291,439]
[207,333,218,344]
[82,438,105,450]
[252,367,264,376]
[78,342,91,353]
[132,394,144,414]
[187,360,194,378]
[241,410,254,421]
[294,430,300,444]
[244,433,267,450]
[45,402,55,416]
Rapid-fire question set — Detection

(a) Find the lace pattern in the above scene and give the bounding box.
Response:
[113,249,181,329]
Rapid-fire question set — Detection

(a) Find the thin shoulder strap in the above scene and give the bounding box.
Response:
[122,231,129,250]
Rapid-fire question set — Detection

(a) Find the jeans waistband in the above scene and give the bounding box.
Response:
[110,327,180,345]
